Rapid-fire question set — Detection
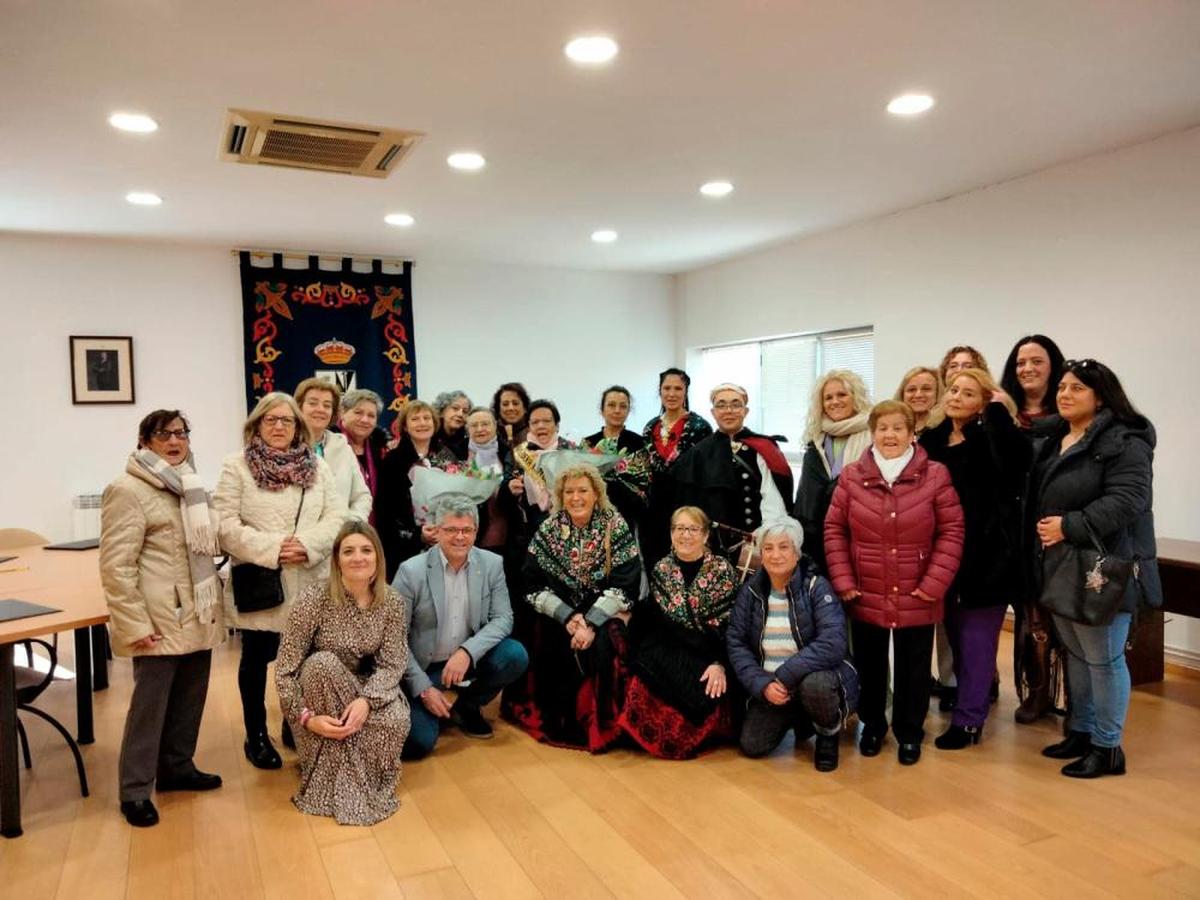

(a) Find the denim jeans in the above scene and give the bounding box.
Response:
[1052,612,1131,748]
[403,637,529,759]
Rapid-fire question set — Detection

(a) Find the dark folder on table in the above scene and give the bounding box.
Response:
[44,538,100,551]
[0,599,62,623]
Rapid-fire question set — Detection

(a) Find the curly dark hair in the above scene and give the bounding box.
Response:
[491,382,531,426]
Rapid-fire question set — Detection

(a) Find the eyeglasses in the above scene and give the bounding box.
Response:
[1063,359,1096,370]
[713,401,746,411]
[671,525,705,535]
[263,415,297,428]
[152,428,191,441]
[439,526,477,537]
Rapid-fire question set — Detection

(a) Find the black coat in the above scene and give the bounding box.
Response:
[583,428,647,531]
[793,442,838,573]
[373,438,457,580]
[1027,409,1162,613]
[921,403,1032,607]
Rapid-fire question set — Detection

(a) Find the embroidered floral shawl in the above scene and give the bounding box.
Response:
[528,507,638,605]
[650,551,738,632]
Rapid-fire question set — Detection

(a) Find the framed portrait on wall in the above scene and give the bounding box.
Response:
[70,335,135,404]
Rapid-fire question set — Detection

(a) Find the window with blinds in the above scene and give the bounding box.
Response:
[697,327,874,459]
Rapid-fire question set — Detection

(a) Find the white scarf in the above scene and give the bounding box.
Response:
[871,445,915,487]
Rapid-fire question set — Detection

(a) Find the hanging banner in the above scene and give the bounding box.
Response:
[238,251,417,432]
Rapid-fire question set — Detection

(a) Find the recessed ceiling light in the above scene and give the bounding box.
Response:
[591,229,618,243]
[125,191,162,206]
[886,93,935,116]
[384,212,415,227]
[564,36,619,65]
[108,112,158,133]
[700,180,734,197]
[447,151,486,171]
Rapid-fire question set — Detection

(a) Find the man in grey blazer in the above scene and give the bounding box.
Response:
[393,495,528,758]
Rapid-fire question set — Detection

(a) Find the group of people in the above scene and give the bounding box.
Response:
[98,333,1161,830]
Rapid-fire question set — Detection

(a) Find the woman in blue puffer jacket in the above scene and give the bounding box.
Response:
[726,518,858,772]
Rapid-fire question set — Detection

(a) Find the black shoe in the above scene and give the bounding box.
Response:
[859,729,884,757]
[898,742,922,766]
[934,724,982,750]
[243,733,282,770]
[938,686,958,712]
[1041,730,1093,760]
[1062,745,1125,779]
[157,770,223,792]
[452,705,494,740]
[814,734,839,772]
[120,799,160,828]
[281,720,295,750]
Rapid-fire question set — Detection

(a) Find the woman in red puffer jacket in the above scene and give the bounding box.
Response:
[824,400,964,766]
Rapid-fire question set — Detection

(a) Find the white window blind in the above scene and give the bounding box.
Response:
[760,336,817,448]
[820,330,875,398]
[695,327,874,460]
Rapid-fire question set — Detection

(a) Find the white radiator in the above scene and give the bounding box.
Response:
[72,493,103,540]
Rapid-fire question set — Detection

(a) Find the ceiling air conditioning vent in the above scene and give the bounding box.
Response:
[219,109,423,178]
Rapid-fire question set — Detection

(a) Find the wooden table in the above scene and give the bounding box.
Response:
[0,545,108,838]
[1127,538,1200,685]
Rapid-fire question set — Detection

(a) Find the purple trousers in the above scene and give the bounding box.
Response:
[944,601,1007,728]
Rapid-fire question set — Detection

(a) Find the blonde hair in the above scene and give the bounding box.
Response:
[803,369,871,445]
[398,399,441,437]
[243,392,311,448]
[670,505,711,532]
[551,464,613,515]
[947,368,1020,425]
[329,521,389,608]
[894,366,945,430]
[294,376,342,411]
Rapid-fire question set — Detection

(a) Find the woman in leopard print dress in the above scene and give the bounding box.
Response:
[275,521,410,825]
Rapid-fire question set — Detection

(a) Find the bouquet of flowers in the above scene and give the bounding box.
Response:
[410,462,501,525]
[577,440,653,505]
[539,447,623,492]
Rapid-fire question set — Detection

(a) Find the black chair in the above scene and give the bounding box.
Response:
[14,638,89,797]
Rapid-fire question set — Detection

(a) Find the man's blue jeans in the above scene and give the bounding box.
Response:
[403,637,528,759]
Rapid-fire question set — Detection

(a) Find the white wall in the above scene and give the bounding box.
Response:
[0,235,673,542]
[676,126,1200,658]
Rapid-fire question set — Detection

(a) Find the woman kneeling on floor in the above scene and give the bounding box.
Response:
[726,518,859,771]
[275,521,410,825]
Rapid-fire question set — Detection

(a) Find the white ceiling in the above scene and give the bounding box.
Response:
[3,0,1200,274]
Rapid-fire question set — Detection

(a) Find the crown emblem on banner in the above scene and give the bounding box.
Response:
[314,339,356,365]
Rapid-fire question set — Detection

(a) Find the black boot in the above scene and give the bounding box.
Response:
[244,733,282,770]
[1041,730,1092,760]
[934,724,983,750]
[938,686,957,713]
[1062,745,1125,779]
[814,734,839,772]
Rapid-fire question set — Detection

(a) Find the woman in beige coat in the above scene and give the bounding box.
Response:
[214,392,344,770]
[100,409,225,828]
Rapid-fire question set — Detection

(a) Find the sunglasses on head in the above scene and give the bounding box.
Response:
[1062,358,1097,370]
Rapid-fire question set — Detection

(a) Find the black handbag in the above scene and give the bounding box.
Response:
[1039,516,1138,626]
[232,488,306,613]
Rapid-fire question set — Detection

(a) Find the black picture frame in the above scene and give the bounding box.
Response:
[70,335,136,404]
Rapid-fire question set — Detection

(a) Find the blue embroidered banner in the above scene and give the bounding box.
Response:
[239,251,417,432]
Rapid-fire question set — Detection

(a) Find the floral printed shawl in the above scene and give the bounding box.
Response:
[650,551,738,632]
[527,507,639,606]
[642,412,713,475]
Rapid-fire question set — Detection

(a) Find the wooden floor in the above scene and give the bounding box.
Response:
[3,635,1200,900]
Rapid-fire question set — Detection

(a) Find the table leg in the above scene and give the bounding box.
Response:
[73,628,94,745]
[1,643,22,838]
[91,625,109,691]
